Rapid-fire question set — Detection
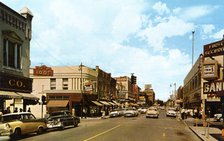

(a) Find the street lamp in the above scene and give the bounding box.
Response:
[79,62,83,118]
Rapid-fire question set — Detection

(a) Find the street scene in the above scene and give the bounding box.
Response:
[0,110,201,141]
[1,0,224,141]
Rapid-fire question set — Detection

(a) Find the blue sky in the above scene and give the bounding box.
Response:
[3,0,224,101]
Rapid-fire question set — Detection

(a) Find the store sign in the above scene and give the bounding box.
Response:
[204,39,224,57]
[202,60,218,80]
[0,72,32,93]
[203,80,224,95]
[33,65,53,76]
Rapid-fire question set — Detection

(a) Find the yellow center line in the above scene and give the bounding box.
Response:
[83,125,121,141]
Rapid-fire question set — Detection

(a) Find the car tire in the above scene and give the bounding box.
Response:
[37,127,44,134]
[12,128,21,139]
[73,120,78,127]
[60,122,65,130]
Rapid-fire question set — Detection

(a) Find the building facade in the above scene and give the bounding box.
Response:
[0,2,37,114]
[183,55,203,110]
[30,65,99,118]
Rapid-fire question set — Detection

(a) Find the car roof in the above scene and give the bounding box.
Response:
[2,112,32,116]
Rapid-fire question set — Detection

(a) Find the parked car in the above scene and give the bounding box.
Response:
[214,114,223,122]
[146,107,159,118]
[166,108,177,117]
[109,109,123,118]
[123,108,138,117]
[138,107,148,114]
[0,112,47,139]
[46,111,80,130]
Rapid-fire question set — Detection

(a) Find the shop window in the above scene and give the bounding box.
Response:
[3,39,21,69]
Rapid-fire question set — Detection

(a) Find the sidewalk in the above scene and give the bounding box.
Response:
[183,118,224,141]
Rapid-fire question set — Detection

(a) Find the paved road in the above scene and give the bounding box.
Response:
[1,110,201,141]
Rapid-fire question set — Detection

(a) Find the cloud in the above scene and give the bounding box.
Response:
[153,1,170,15]
[210,29,224,39]
[138,16,194,51]
[177,5,218,21]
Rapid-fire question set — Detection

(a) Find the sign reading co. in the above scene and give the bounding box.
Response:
[0,73,32,93]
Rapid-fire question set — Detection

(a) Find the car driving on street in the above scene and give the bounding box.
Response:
[146,107,159,118]
[46,111,80,130]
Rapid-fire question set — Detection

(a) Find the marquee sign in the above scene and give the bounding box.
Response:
[204,39,224,57]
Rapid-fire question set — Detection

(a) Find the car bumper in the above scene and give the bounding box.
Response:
[0,129,13,136]
[146,114,158,118]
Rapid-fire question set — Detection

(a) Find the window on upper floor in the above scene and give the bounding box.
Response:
[50,78,56,90]
[3,38,21,69]
[62,78,68,90]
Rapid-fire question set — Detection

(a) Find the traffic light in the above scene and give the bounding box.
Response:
[131,75,137,84]
[41,95,46,105]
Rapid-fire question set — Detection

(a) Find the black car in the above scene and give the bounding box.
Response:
[46,111,80,130]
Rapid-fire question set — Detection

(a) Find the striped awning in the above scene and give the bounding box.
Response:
[99,101,111,106]
[0,91,20,98]
[92,101,103,107]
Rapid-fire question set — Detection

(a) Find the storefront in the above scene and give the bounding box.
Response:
[0,72,38,113]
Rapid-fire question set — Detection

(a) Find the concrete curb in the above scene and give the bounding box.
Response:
[181,118,218,141]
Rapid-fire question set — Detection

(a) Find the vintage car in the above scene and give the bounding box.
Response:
[123,108,138,117]
[166,108,177,117]
[46,111,80,130]
[146,107,159,118]
[214,113,223,122]
[109,109,123,118]
[0,112,47,139]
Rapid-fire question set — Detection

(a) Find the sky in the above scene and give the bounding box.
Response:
[2,0,224,101]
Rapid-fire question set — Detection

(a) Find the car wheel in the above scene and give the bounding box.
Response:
[12,128,21,139]
[37,127,44,134]
[73,120,78,127]
[60,122,65,130]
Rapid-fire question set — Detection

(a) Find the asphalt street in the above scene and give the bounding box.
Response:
[1,110,201,141]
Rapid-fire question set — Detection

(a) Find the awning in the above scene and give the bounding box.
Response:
[92,101,103,107]
[112,101,121,106]
[99,101,111,106]
[108,102,116,106]
[0,91,20,98]
[16,92,39,100]
[47,100,69,107]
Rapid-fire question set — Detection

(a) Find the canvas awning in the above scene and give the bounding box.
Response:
[99,101,111,106]
[0,91,20,98]
[108,102,116,106]
[16,92,39,100]
[92,101,103,107]
[47,100,69,107]
[112,101,121,106]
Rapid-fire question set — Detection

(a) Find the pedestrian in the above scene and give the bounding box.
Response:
[181,108,185,119]
[6,107,11,114]
[14,107,18,113]
[19,108,23,112]
[27,107,31,112]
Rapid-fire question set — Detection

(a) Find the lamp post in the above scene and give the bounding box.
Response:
[79,62,83,118]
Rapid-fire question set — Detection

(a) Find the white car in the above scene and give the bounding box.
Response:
[123,108,138,117]
[166,108,177,117]
[214,114,223,122]
[146,107,159,118]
